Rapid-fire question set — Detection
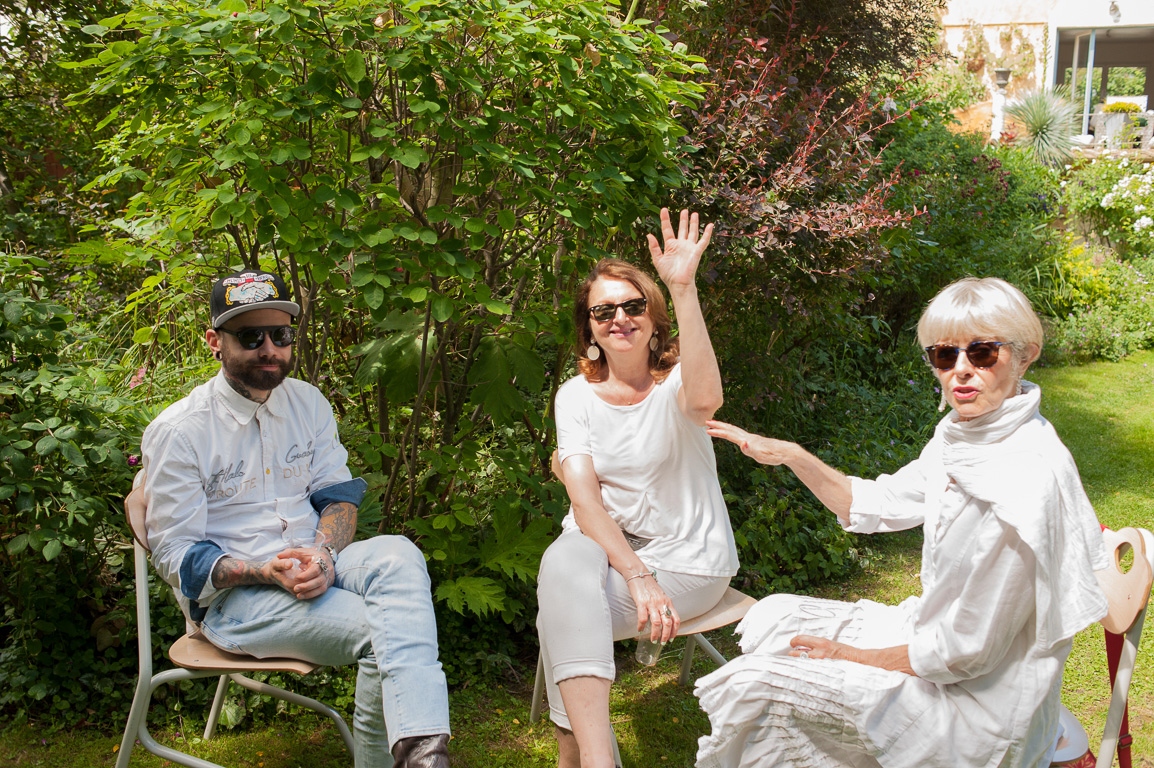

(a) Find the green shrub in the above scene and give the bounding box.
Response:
[1045,256,1154,362]
[0,256,148,724]
[1020,237,1111,318]
[877,120,1064,332]
[1062,157,1154,256]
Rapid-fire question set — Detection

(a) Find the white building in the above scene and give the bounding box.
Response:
[942,0,1154,132]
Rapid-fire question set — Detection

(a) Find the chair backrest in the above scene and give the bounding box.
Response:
[125,469,150,552]
[1095,527,1154,635]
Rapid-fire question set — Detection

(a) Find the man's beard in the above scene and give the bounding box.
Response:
[221,348,293,392]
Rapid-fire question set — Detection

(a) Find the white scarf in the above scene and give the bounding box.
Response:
[936,381,1108,649]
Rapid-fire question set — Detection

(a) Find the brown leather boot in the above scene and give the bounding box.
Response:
[391,734,450,768]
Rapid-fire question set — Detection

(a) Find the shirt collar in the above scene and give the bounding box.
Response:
[211,369,286,424]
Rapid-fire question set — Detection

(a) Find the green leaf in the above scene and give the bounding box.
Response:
[81,24,109,37]
[434,576,505,616]
[35,435,60,455]
[344,50,366,83]
[61,442,87,468]
[431,295,453,323]
[5,533,28,556]
[210,205,231,228]
[132,326,153,344]
[402,284,427,303]
[482,300,511,315]
[4,300,22,323]
[269,195,290,218]
[42,539,63,562]
[387,145,428,169]
[362,282,384,310]
[278,216,300,244]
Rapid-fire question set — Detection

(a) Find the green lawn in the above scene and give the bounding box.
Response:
[3,352,1153,767]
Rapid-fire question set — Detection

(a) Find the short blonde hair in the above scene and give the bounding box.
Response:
[916,277,1044,363]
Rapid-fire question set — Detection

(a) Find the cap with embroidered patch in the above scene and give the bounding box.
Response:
[210,271,300,328]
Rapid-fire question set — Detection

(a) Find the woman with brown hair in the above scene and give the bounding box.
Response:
[537,209,739,767]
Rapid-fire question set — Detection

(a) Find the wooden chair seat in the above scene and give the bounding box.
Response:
[169,632,317,675]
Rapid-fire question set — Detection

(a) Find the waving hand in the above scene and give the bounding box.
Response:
[646,208,713,290]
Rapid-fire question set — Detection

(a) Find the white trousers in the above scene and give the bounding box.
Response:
[535,529,730,729]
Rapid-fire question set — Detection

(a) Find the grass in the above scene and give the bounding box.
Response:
[1033,350,1154,768]
[3,352,1153,767]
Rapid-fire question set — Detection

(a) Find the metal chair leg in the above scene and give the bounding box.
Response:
[679,635,699,687]
[530,652,546,724]
[203,675,230,740]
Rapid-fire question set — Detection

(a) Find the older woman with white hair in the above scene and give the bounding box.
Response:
[695,277,1108,768]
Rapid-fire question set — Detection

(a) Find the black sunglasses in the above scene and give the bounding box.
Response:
[216,325,296,350]
[588,297,647,322]
[923,341,1008,370]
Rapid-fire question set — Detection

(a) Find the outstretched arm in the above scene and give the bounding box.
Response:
[706,419,853,523]
[647,208,723,425]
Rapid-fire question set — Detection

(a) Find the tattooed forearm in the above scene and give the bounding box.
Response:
[223,372,269,404]
[211,556,277,588]
[318,501,358,552]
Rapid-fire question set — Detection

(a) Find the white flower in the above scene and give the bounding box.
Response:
[1135,216,1154,232]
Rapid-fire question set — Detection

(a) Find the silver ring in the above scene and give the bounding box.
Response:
[798,651,809,659]
[664,607,672,617]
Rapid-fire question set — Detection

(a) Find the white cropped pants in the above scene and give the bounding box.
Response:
[535,529,730,729]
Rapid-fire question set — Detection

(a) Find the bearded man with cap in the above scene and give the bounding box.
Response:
[140,270,451,768]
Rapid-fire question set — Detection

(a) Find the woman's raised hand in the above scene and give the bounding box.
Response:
[705,420,798,467]
[647,208,713,291]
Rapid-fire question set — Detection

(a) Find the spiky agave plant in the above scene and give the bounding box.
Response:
[1005,90,1078,167]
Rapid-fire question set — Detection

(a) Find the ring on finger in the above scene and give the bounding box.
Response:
[664,607,672,617]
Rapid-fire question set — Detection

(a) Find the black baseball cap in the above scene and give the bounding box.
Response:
[210,271,301,328]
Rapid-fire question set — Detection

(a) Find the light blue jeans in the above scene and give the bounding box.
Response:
[200,535,450,767]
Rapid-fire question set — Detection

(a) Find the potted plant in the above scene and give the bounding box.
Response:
[1102,101,1141,148]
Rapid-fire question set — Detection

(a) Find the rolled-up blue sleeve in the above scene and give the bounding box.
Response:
[310,477,367,513]
[142,420,232,607]
[179,540,227,601]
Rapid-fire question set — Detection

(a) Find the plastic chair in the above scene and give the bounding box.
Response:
[115,471,355,768]
[1092,527,1154,768]
[528,585,756,765]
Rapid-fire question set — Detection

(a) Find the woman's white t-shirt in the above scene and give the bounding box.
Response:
[554,362,739,577]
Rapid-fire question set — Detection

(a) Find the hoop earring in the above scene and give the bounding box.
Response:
[938,390,947,412]
[649,335,659,352]
[586,344,600,361]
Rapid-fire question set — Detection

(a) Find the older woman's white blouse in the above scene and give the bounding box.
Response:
[695,384,1107,768]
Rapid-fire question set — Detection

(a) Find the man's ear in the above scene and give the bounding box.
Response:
[206,328,222,358]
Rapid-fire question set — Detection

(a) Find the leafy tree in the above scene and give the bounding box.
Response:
[74,0,705,622]
[0,0,127,245]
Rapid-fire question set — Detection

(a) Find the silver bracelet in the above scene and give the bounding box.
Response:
[626,569,656,583]
[322,543,338,564]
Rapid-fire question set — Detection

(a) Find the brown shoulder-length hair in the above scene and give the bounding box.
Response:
[574,258,680,382]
